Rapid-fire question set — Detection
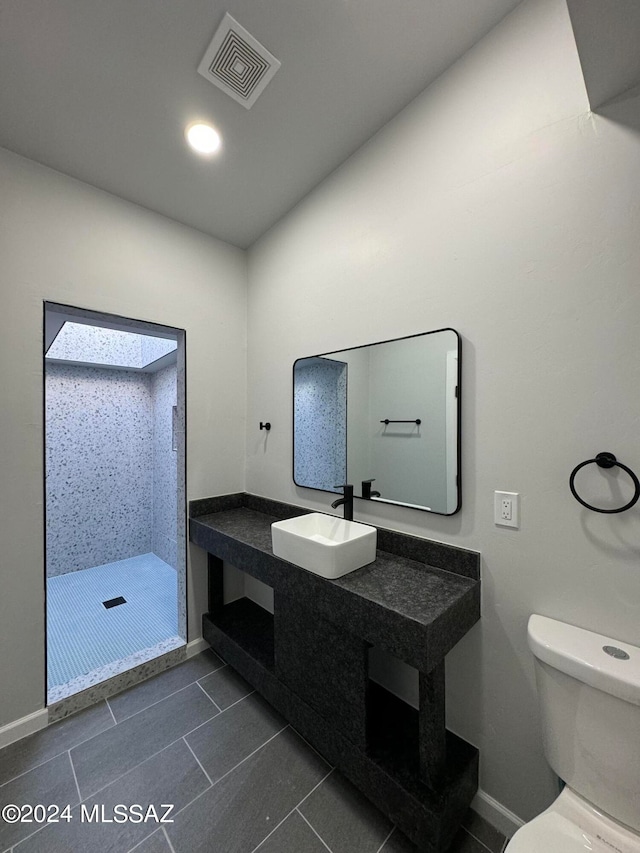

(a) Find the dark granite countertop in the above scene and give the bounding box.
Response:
[190,494,481,672]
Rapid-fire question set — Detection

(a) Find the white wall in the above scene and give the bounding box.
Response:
[247,0,640,825]
[0,147,247,728]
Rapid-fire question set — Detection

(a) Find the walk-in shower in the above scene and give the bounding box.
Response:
[44,303,187,704]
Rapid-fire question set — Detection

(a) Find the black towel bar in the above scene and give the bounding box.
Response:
[569,452,640,513]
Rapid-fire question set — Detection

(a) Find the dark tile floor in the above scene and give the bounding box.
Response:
[0,651,508,853]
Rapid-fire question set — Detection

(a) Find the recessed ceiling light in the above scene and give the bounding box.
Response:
[185,122,221,156]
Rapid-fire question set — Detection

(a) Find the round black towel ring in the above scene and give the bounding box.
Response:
[569,452,640,513]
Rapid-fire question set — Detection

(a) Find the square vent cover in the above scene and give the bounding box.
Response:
[197,13,281,109]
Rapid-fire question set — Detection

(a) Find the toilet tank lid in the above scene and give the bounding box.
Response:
[528,615,640,706]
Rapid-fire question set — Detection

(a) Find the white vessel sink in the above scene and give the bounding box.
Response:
[271,512,377,579]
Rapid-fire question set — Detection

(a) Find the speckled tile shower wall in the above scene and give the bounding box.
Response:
[293,358,347,491]
[45,364,154,576]
[152,364,178,569]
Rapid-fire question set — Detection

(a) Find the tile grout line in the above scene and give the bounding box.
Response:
[74,716,220,804]
[3,751,86,851]
[113,659,227,723]
[182,737,214,786]
[55,653,225,730]
[230,689,255,706]
[0,721,116,792]
[4,754,89,851]
[198,661,228,678]
[3,810,47,848]
[154,725,291,830]
[105,697,118,725]
[163,687,255,751]
[0,675,199,790]
[4,710,281,853]
[79,688,263,802]
[290,766,333,812]
[68,749,82,802]
[250,767,334,853]
[0,665,232,792]
[163,825,178,853]
[195,680,222,713]
[290,726,334,765]
[1,665,253,851]
[463,827,499,853]
[296,807,335,852]
[192,689,255,722]
[112,674,219,724]
[462,814,508,852]
[127,828,162,853]
[375,825,396,853]
[379,824,493,853]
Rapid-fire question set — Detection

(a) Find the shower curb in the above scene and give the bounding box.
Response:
[48,643,187,722]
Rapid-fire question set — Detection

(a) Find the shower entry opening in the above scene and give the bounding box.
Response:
[43,302,187,705]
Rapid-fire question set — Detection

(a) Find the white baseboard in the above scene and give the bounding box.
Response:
[186,637,209,658]
[472,788,525,839]
[0,708,49,750]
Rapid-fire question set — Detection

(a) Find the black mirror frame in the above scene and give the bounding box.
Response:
[292,328,462,516]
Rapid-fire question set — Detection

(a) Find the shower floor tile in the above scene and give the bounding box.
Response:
[47,553,180,702]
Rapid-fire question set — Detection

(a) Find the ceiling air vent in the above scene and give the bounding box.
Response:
[197,13,281,109]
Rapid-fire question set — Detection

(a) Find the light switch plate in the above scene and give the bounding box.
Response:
[495,491,519,528]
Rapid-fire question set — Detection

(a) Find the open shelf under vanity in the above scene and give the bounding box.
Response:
[208,596,275,672]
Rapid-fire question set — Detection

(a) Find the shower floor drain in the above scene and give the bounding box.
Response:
[103,596,127,609]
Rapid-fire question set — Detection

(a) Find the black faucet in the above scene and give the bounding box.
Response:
[331,484,354,520]
[361,478,381,499]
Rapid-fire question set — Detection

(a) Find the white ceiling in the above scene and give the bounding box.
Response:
[566,0,640,111]
[0,0,522,248]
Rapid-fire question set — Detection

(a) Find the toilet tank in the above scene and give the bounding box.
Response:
[528,615,640,833]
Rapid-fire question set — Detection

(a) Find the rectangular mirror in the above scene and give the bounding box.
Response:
[293,328,461,515]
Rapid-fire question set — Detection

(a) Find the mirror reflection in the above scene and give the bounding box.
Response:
[293,329,461,515]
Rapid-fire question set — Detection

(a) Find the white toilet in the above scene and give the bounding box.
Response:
[505,614,640,852]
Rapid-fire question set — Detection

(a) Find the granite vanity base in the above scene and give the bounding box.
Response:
[192,493,481,853]
[203,610,478,853]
